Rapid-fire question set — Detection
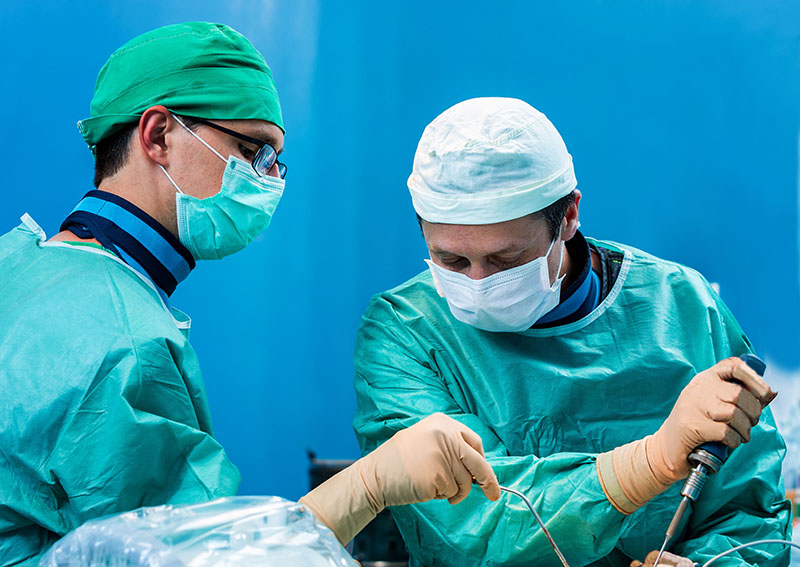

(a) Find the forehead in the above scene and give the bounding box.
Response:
[422,214,551,255]
[214,118,284,151]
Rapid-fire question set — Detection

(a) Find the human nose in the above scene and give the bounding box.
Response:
[265,161,281,178]
[463,262,500,280]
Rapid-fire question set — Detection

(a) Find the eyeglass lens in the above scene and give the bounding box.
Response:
[253,146,286,178]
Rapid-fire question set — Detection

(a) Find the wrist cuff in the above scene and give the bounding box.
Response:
[597,451,639,515]
[299,460,379,545]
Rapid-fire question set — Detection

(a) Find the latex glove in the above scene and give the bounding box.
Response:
[598,357,776,514]
[631,550,694,567]
[649,357,775,480]
[299,413,500,544]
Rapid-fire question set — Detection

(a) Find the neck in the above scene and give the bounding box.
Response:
[50,165,176,245]
[51,173,174,243]
[99,172,178,237]
[105,182,175,234]
[49,230,101,244]
[58,190,195,298]
[558,242,576,293]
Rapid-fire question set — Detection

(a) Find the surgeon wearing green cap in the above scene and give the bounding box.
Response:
[0,23,502,566]
[352,97,791,566]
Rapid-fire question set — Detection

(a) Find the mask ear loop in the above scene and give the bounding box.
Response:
[553,242,567,288]
[159,113,230,195]
[159,164,185,195]
[548,225,567,290]
[172,114,227,163]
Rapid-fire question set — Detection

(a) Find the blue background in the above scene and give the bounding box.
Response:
[2,1,798,500]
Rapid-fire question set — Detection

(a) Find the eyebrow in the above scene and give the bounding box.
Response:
[488,245,529,255]
[238,130,283,154]
[254,131,283,153]
[431,244,529,256]
[243,122,284,151]
[192,116,283,153]
[264,139,284,155]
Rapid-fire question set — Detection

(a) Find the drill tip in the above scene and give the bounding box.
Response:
[653,538,669,567]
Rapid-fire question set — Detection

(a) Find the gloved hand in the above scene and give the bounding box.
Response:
[631,550,694,567]
[651,357,775,480]
[598,357,776,514]
[299,413,500,544]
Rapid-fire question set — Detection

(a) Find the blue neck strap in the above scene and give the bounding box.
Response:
[534,230,600,327]
[60,190,195,301]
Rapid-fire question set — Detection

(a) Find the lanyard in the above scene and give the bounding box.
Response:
[61,190,195,301]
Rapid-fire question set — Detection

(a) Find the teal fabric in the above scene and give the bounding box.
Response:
[0,220,240,566]
[353,238,791,567]
[79,22,284,151]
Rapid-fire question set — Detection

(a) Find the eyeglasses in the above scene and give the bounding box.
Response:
[189,116,287,179]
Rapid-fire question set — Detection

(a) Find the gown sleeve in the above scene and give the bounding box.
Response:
[353,284,792,566]
[668,286,792,567]
[353,296,630,566]
[40,336,241,536]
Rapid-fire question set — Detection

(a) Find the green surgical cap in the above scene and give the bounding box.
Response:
[79,22,283,152]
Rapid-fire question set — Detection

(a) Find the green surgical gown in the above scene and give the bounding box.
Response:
[0,219,240,566]
[353,238,791,567]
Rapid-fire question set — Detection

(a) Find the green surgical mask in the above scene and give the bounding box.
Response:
[159,117,285,261]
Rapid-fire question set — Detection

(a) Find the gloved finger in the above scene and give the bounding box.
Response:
[446,454,474,505]
[709,356,739,379]
[697,419,743,449]
[707,402,753,443]
[431,460,458,501]
[641,549,694,566]
[717,422,744,449]
[716,382,761,425]
[458,423,486,456]
[731,360,777,406]
[458,434,501,501]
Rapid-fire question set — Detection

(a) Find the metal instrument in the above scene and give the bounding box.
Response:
[653,354,766,567]
[473,476,570,567]
[499,485,570,567]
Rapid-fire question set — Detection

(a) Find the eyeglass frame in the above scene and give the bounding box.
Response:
[184,115,287,179]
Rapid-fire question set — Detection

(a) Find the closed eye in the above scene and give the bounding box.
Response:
[238,143,256,161]
[440,256,468,269]
[492,255,525,269]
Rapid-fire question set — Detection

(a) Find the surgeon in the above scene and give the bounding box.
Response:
[353,98,791,566]
[0,24,500,566]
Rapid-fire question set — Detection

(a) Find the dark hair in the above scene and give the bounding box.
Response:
[93,114,201,187]
[415,190,577,238]
[534,190,577,239]
[93,124,136,187]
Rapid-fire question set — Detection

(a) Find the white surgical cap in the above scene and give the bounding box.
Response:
[408,97,577,224]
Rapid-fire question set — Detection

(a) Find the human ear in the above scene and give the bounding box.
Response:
[138,105,173,166]
[562,190,582,241]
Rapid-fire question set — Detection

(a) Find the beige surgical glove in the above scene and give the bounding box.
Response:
[299,413,501,545]
[631,550,694,567]
[597,357,776,514]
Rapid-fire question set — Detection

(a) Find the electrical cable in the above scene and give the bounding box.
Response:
[700,539,800,567]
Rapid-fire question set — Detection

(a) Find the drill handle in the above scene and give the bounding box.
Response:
[695,353,766,462]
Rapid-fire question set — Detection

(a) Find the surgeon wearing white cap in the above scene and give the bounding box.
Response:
[352,98,790,566]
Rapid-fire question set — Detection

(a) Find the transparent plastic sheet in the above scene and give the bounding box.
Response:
[39,496,359,567]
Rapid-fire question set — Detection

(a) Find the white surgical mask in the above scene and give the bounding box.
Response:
[426,234,566,332]
[159,115,284,261]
